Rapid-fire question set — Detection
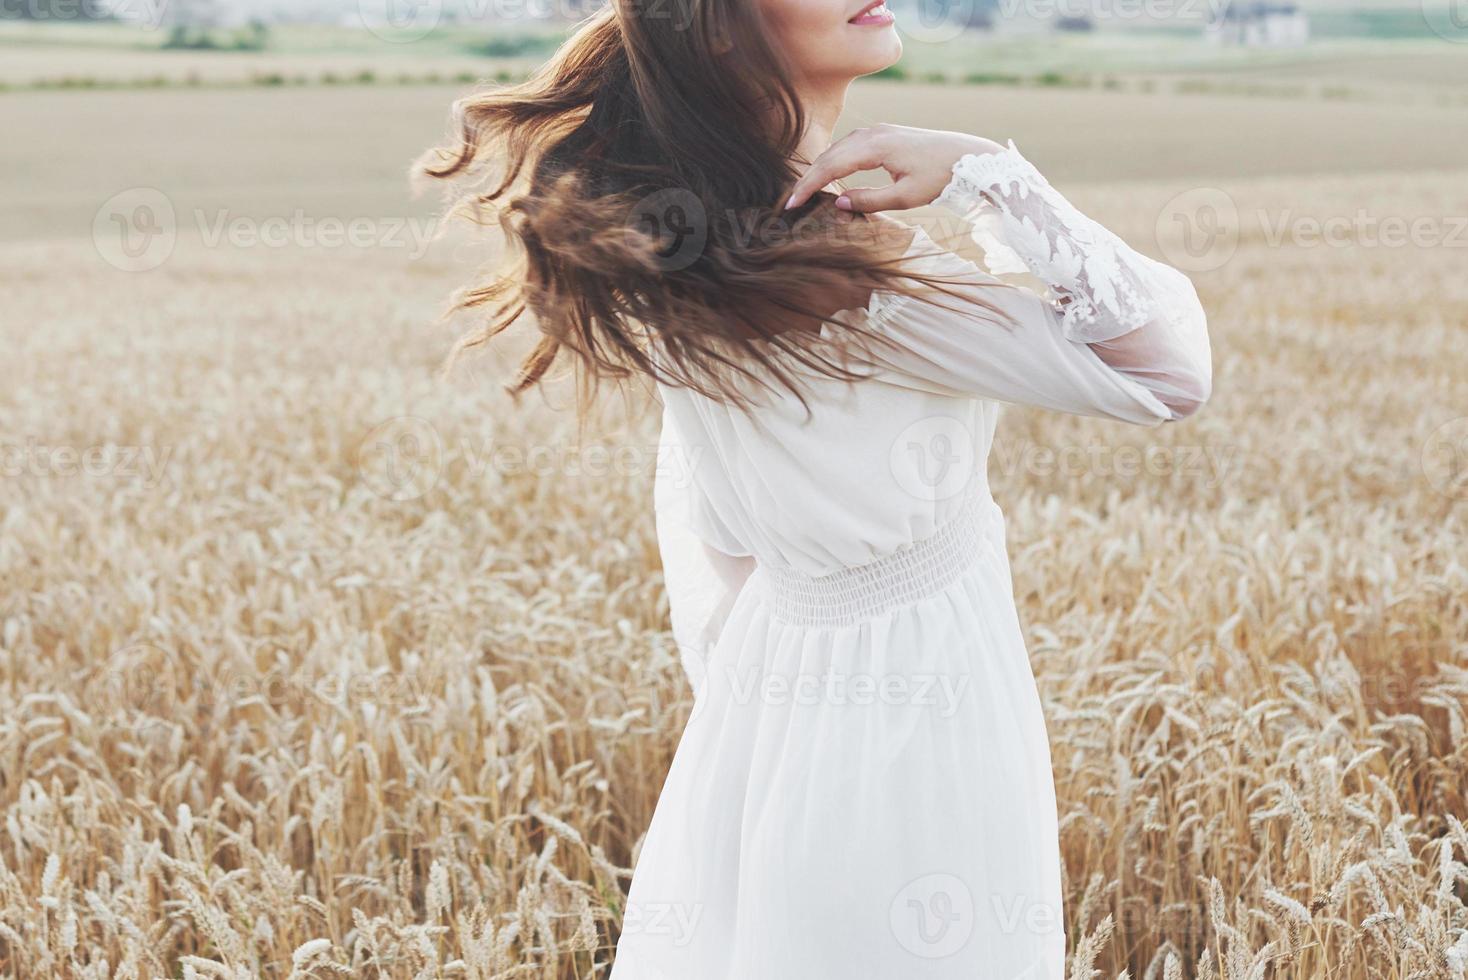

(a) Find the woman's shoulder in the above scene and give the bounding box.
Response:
[840,211,922,260]
[845,213,983,275]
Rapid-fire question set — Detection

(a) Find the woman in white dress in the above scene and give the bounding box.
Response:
[422,0,1211,976]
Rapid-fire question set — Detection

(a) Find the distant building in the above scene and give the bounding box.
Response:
[965,7,995,31]
[904,0,995,33]
[1053,14,1094,31]
[1206,2,1310,46]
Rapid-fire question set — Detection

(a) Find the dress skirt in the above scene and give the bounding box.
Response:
[611,493,1067,979]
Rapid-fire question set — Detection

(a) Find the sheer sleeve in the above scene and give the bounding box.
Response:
[927,139,1213,419]
[654,404,754,692]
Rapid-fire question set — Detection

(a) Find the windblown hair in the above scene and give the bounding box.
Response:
[420,0,996,411]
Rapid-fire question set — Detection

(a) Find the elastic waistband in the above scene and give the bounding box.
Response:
[753,495,999,629]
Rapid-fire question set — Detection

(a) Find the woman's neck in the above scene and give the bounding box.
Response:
[791,82,849,174]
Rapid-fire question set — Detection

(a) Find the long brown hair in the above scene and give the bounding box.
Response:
[419,0,998,412]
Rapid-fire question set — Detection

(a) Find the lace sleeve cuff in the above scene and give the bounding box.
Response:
[932,139,1166,344]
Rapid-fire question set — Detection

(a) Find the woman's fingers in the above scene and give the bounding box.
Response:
[834,180,918,214]
[782,126,1002,213]
[784,129,888,210]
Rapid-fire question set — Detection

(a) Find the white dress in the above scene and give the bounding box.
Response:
[611,142,1212,979]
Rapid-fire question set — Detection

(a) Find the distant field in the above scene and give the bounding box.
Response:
[4,77,1468,246]
[907,33,1468,92]
[2,38,1467,980]
[0,19,560,86]
[2,18,1466,100]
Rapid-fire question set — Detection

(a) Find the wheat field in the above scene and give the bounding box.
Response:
[2,75,1467,979]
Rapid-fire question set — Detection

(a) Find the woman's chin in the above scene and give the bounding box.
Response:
[850,34,903,76]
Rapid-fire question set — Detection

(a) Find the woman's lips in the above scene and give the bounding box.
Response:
[847,1,895,25]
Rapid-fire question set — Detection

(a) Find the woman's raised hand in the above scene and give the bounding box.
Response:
[784,124,1005,214]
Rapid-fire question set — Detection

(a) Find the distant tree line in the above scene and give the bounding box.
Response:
[0,0,231,22]
[1,0,271,48]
